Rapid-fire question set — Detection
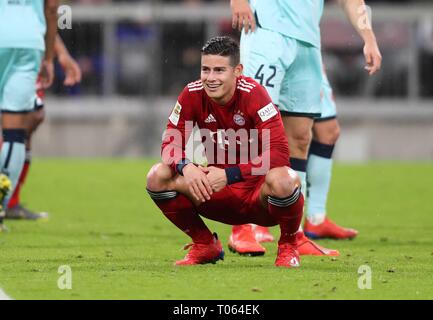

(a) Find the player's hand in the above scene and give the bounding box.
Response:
[205,166,228,193]
[183,164,213,203]
[231,0,256,33]
[58,52,82,86]
[38,59,55,89]
[363,40,382,76]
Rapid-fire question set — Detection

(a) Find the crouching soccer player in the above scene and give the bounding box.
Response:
[146,36,304,267]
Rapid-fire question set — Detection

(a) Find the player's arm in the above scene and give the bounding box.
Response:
[40,0,59,89]
[44,0,58,61]
[55,35,82,86]
[338,0,382,75]
[161,89,212,202]
[230,0,256,33]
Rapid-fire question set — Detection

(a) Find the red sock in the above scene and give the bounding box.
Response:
[268,190,304,245]
[8,160,30,209]
[151,192,214,244]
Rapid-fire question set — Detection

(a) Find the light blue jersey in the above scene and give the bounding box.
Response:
[0,0,46,51]
[251,0,324,48]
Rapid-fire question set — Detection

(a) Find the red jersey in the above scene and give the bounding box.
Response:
[161,76,289,181]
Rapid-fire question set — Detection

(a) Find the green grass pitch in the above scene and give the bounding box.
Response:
[0,159,432,300]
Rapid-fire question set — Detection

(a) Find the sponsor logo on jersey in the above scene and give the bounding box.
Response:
[257,103,278,122]
[169,101,182,126]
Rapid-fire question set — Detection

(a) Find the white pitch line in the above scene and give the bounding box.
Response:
[0,288,12,300]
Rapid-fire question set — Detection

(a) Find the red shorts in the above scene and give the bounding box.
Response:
[195,176,278,227]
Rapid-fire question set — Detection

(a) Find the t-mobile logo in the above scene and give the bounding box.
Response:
[162,121,271,175]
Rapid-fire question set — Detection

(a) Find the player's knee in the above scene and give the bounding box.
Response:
[328,122,340,144]
[146,163,172,192]
[289,130,312,155]
[27,110,45,135]
[314,120,340,145]
[265,167,300,198]
[33,109,46,127]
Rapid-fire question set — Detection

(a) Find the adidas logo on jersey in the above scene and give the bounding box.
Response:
[204,114,217,123]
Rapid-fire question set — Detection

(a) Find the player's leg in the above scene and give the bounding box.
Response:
[257,167,304,267]
[0,48,42,230]
[0,48,13,230]
[278,40,321,195]
[278,41,340,256]
[281,116,314,193]
[146,163,223,265]
[6,119,36,211]
[146,162,215,244]
[304,75,358,239]
[276,117,339,256]
[227,27,288,250]
[1,114,27,198]
[306,118,340,225]
[305,119,358,239]
[6,103,48,220]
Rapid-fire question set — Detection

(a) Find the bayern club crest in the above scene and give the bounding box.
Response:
[233,114,245,126]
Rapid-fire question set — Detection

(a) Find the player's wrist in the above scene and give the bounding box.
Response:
[176,159,194,176]
[224,166,242,185]
[42,55,55,64]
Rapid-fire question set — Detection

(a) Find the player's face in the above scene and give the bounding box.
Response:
[201,54,242,105]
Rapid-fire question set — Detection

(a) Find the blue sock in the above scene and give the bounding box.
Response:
[0,129,26,207]
[290,157,307,196]
[306,140,335,225]
[290,158,307,231]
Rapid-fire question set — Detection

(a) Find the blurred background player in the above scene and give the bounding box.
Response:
[0,0,59,231]
[228,0,381,255]
[303,67,359,240]
[147,36,305,268]
[4,35,82,220]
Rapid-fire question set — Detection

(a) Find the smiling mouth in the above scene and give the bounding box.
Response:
[206,83,221,91]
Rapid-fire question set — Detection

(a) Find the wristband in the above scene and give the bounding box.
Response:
[176,159,192,176]
[224,166,242,185]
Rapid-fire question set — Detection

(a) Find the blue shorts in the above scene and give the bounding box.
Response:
[241,27,322,118]
[0,48,43,113]
[317,71,337,122]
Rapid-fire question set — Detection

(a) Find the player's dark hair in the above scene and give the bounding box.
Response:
[201,36,240,66]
